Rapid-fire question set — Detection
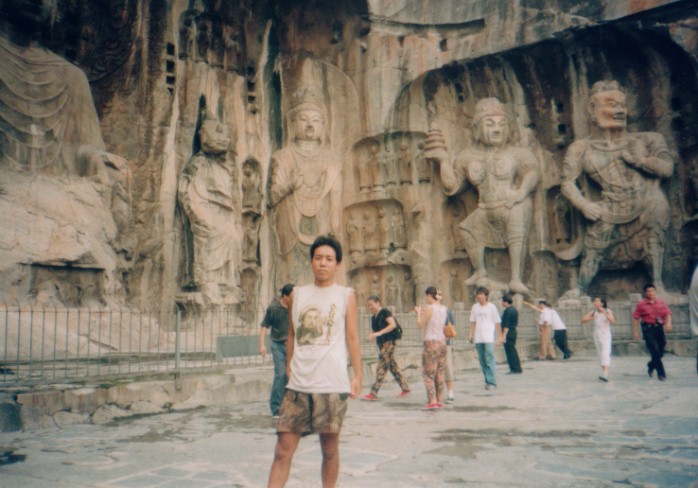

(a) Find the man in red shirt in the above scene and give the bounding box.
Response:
[632,284,672,380]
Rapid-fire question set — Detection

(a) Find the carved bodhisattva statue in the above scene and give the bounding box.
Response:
[268,88,342,286]
[426,98,541,294]
[178,117,240,305]
[561,81,674,297]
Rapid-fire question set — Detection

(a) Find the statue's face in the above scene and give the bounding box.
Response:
[591,90,627,130]
[2,0,53,28]
[480,115,509,147]
[292,109,324,142]
[199,119,230,154]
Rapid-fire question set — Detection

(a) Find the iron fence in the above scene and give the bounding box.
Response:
[1,301,692,386]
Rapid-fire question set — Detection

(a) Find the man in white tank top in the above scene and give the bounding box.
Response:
[267,235,362,488]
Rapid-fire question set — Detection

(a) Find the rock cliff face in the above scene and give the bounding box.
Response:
[0,0,696,319]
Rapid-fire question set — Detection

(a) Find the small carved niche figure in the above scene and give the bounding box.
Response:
[357,143,374,192]
[385,272,399,309]
[243,216,260,263]
[178,115,239,304]
[241,159,262,212]
[425,97,541,295]
[560,80,674,297]
[398,139,413,185]
[382,142,398,187]
[378,208,390,256]
[390,207,407,249]
[371,142,385,190]
[346,213,364,266]
[363,209,380,257]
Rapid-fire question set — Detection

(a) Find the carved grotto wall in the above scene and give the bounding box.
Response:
[0,0,696,322]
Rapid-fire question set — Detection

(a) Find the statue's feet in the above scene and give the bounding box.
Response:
[508,279,529,295]
[465,269,487,286]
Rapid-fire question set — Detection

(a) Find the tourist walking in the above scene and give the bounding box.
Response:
[632,284,672,381]
[259,283,294,417]
[468,287,503,389]
[266,236,361,488]
[540,301,573,359]
[581,296,615,381]
[415,286,448,410]
[436,289,457,403]
[362,295,410,401]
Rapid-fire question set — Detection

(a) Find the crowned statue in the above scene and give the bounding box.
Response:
[267,87,342,287]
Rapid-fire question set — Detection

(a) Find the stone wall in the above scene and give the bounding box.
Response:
[0,0,696,322]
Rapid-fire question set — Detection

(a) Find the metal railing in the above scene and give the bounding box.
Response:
[1,302,692,386]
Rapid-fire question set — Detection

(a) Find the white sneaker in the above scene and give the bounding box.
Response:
[445,396,454,404]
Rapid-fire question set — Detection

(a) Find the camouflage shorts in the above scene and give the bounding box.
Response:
[276,390,349,436]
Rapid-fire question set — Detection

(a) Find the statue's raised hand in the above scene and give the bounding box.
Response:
[424,129,448,164]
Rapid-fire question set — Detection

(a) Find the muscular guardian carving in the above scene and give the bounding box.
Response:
[426,98,541,294]
[561,81,674,296]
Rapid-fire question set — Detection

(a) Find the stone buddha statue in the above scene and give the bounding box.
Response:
[267,87,342,287]
[178,116,240,305]
[0,0,125,178]
[0,0,132,304]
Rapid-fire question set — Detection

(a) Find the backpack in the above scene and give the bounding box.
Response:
[392,319,403,340]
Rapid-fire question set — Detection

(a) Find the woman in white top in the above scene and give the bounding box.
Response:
[415,286,448,410]
[581,296,615,382]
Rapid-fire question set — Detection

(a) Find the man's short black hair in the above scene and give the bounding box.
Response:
[475,286,489,298]
[367,295,381,303]
[280,283,294,297]
[310,235,343,263]
[502,295,512,304]
[425,286,438,298]
[538,300,550,308]
[643,283,655,293]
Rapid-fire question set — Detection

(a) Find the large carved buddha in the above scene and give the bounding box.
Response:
[0,0,131,304]
[267,88,342,287]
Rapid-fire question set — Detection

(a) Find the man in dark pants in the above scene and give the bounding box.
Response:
[260,283,294,417]
[501,296,522,373]
[632,284,672,381]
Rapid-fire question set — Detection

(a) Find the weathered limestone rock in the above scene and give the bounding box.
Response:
[91,404,129,424]
[53,411,89,428]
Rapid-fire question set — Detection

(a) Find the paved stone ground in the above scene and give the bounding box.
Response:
[0,355,697,488]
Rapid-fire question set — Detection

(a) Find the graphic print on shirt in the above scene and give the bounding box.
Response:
[297,303,336,346]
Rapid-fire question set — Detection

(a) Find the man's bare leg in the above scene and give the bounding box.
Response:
[320,433,340,488]
[267,432,301,488]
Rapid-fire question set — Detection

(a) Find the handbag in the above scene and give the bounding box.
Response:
[444,323,457,338]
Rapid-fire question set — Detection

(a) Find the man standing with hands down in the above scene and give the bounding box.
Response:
[267,236,362,488]
[501,296,522,374]
[259,284,294,417]
[468,287,504,390]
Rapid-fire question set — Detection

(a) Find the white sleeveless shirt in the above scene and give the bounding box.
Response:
[287,283,353,394]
